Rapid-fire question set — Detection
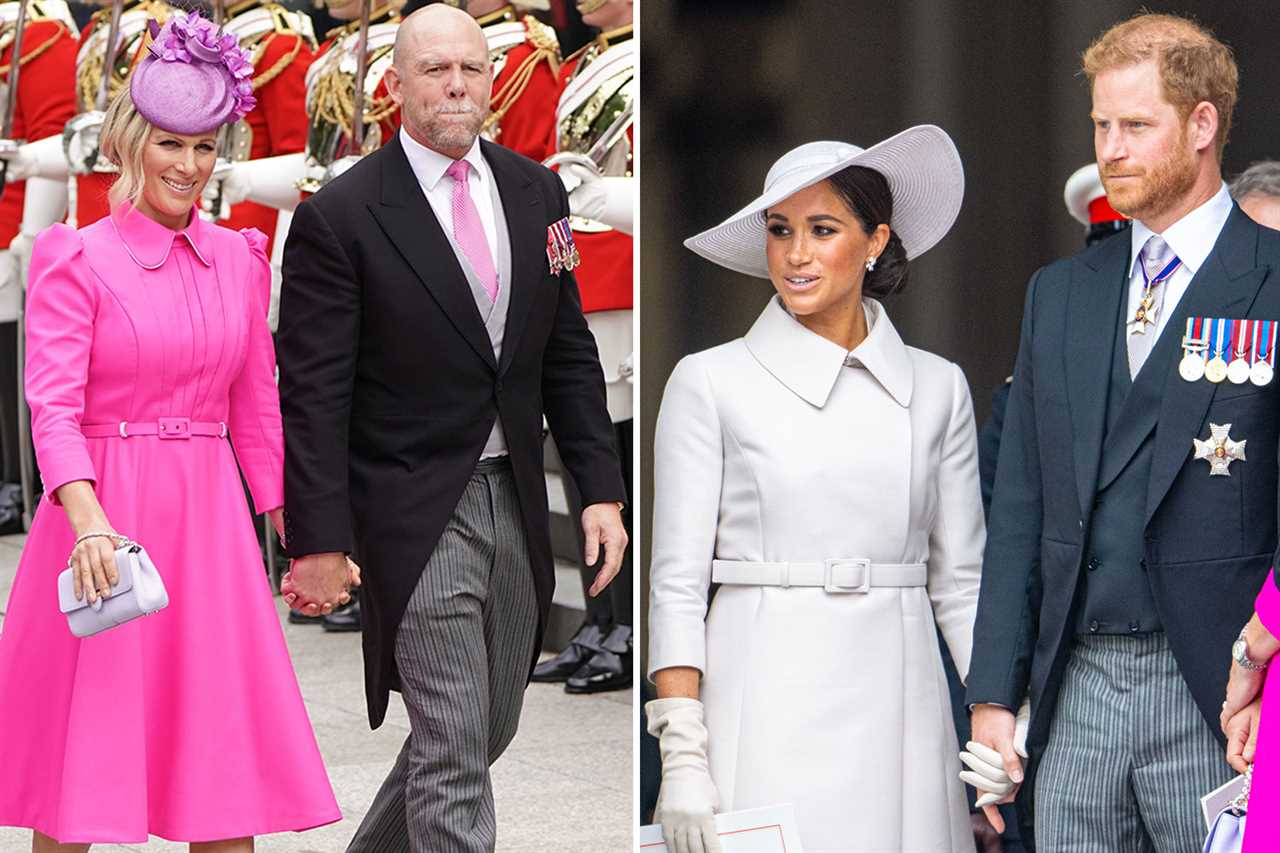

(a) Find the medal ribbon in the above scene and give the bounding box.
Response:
[1263,320,1277,368]
[1212,317,1228,360]
[1235,317,1254,359]
[1139,254,1182,289]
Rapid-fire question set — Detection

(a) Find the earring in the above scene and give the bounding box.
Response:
[865,256,878,272]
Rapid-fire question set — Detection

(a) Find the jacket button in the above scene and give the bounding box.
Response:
[1089,620,1099,633]
[1087,558,1100,572]
[1129,623,1140,633]
[495,381,504,393]
[1139,558,1147,570]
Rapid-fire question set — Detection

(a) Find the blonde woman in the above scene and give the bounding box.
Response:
[0,14,342,851]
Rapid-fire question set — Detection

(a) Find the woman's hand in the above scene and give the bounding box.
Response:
[68,529,122,605]
[1225,698,1263,774]
[646,696,722,853]
[54,480,122,605]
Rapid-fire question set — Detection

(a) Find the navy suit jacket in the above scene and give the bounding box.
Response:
[966,205,1280,845]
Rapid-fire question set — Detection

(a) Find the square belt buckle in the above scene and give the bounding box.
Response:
[824,558,871,594]
[158,417,191,439]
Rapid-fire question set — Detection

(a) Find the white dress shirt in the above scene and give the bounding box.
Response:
[1127,182,1233,341]
[398,127,500,265]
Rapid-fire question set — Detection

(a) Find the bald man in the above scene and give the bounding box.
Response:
[276,7,628,851]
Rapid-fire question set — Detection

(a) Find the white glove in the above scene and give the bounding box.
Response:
[561,163,634,235]
[63,112,106,175]
[961,698,1030,808]
[646,697,722,853]
[2,135,70,183]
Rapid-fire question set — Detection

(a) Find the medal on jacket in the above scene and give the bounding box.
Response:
[545,217,581,275]
[1252,319,1275,386]
[1204,317,1229,383]
[1227,319,1253,384]
[1179,316,1208,382]
[1129,253,1181,336]
[1193,422,1246,476]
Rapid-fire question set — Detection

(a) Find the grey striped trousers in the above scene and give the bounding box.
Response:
[347,459,538,853]
[1035,633,1233,852]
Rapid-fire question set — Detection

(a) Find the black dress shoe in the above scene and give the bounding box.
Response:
[288,609,324,625]
[565,624,632,694]
[322,599,362,632]
[531,623,604,683]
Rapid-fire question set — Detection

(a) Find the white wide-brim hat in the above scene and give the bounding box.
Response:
[684,125,964,278]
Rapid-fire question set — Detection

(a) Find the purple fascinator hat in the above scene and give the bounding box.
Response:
[128,12,257,134]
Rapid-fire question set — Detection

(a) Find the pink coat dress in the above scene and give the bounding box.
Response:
[0,205,340,844]
[1246,572,1280,849]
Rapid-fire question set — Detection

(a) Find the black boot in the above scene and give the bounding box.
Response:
[531,623,604,683]
[565,624,632,694]
[287,609,325,625]
[322,598,362,632]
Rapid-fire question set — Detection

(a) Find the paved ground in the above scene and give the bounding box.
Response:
[0,534,633,852]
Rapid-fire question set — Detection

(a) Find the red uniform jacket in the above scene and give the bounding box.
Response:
[487,20,560,162]
[223,29,314,254]
[0,18,76,242]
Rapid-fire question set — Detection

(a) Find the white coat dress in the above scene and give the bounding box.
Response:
[649,296,984,853]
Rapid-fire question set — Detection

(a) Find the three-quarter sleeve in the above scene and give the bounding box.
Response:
[926,362,985,682]
[227,228,284,513]
[25,224,98,501]
[648,355,725,679]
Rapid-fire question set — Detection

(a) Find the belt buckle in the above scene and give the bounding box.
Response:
[158,417,190,439]
[824,558,871,594]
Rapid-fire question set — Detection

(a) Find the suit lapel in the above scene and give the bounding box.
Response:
[1067,232,1129,521]
[1145,206,1269,522]
[483,140,545,377]
[368,136,497,371]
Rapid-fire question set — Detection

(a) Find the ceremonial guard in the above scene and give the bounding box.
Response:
[216,0,316,254]
[532,0,634,693]
[0,0,76,520]
[472,0,561,162]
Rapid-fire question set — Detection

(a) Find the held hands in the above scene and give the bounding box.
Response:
[1225,697,1262,774]
[282,552,361,616]
[960,700,1030,833]
[646,697,723,853]
[582,502,628,598]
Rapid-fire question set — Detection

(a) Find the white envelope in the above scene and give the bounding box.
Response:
[1201,773,1247,830]
[639,804,804,852]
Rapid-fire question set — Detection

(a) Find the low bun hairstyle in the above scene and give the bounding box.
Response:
[825,165,909,299]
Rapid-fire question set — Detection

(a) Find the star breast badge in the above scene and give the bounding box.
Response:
[1193,422,1246,476]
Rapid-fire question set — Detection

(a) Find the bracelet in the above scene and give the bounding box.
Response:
[72,531,132,549]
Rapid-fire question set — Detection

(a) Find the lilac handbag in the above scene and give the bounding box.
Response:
[1203,765,1252,853]
[57,540,168,637]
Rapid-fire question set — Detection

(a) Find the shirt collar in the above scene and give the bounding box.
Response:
[110,202,213,269]
[744,295,914,409]
[1129,182,1233,279]
[399,127,486,194]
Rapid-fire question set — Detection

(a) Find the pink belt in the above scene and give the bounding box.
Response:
[81,418,228,439]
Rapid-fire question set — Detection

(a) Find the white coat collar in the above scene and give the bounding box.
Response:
[744,295,914,409]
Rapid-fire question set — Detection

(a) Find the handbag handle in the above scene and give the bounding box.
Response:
[1227,763,1253,814]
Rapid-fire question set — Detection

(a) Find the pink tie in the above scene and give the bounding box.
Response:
[446,159,499,302]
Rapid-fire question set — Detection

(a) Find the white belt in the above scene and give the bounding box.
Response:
[711,558,927,594]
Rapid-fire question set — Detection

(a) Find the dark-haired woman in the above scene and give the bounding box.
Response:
[645,129,982,853]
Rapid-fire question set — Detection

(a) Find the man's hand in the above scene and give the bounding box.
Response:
[283,551,355,615]
[1225,698,1262,774]
[582,502,627,597]
[963,703,1025,833]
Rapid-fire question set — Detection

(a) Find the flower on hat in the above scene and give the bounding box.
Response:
[145,13,257,122]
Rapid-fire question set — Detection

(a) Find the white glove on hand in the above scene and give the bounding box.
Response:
[563,162,607,220]
[961,698,1030,808]
[9,230,35,286]
[0,145,35,183]
[646,697,722,853]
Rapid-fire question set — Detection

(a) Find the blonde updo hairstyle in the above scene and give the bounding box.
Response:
[98,87,155,210]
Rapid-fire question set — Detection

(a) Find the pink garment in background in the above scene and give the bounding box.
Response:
[0,205,340,843]
[1244,571,1280,850]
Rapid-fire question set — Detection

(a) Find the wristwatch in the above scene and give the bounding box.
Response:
[1232,628,1269,672]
